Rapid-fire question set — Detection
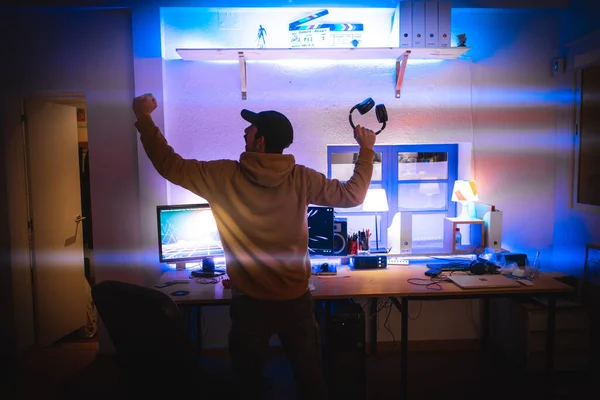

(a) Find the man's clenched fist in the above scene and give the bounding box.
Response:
[132,93,157,119]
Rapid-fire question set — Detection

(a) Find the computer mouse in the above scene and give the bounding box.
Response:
[320,263,329,272]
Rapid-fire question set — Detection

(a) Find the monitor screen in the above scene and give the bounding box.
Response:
[156,203,224,264]
[307,206,334,256]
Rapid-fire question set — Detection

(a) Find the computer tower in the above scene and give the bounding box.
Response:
[316,299,366,400]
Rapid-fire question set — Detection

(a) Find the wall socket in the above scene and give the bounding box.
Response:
[218,11,241,30]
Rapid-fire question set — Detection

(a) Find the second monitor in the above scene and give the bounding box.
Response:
[308,206,334,256]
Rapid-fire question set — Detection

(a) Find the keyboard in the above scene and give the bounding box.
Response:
[426,262,470,271]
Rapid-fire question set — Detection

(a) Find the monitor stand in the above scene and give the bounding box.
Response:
[175,262,186,271]
[190,256,225,278]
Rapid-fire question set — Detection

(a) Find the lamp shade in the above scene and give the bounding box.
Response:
[451,180,478,203]
[362,188,389,212]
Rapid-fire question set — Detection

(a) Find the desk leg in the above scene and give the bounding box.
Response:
[481,297,490,350]
[545,295,556,374]
[369,298,378,356]
[389,297,408,400]
[400,297,408,400]
[195,305,203,360]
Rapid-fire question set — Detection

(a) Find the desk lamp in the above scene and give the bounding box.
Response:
[451,180,478,220]
[362,188,389,253]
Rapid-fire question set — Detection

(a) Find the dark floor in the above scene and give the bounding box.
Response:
[11,334,596,400]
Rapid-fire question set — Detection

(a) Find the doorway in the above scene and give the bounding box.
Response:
[18,94,97,350]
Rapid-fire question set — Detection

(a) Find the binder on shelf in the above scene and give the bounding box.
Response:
[425,1,439,47]
[411,2,425,48]
[438,1,452,48]
[399,1,412,48]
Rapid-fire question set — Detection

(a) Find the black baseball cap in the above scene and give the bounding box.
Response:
[241,109,294,152]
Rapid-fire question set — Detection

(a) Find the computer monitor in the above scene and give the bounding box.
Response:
[156,203,225,275]
[307,206,334,256]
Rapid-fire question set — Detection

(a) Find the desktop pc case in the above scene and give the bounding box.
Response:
[316,299,366,400]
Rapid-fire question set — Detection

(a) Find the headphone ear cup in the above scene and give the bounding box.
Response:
[375,104,388,123]
[469,260,498,275]
[469,261,485,275]
[357,97,375,115]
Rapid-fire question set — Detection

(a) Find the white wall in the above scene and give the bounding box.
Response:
[147,6,563,348]
[455,8,560,262]
[550,0,600,276]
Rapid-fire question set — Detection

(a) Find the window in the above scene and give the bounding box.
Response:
[328,144,458,253]
[574,64,600,211]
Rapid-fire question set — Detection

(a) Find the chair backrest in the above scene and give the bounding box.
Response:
[92,280,196,369]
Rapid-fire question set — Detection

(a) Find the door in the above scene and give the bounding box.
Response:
[24,99,88,347]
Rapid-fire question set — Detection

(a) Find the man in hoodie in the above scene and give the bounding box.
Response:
[133,93,376,399]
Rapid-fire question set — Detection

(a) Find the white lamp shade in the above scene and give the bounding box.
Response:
[451,180,478,203]
[362,188,389,212]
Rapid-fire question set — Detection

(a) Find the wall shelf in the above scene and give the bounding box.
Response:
[174,47,471,100]
[175,47,470,61]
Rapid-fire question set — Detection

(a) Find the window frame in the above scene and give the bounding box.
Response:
[572,67,600,213]
[327,143,459,250]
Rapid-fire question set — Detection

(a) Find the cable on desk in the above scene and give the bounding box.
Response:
[406,276,448,291]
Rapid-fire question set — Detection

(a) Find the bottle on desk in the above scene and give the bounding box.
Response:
[455,228,462,245]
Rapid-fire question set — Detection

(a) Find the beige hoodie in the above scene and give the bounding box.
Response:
[136,116,374,300]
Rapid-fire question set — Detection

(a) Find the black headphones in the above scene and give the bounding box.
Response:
[468,260,499,275]
[349,98,388,135]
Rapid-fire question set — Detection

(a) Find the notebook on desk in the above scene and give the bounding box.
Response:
[447,274,521,289]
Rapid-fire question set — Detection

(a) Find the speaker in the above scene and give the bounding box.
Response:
[387,211,412,254]
[483,210,503,252]
[333,218,348,256]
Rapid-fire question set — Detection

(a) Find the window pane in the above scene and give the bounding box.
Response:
[397,183,448,211]
[331,152,382,181]
[398,152,448,180]
[334,184,383,213]
[412,213,446,249]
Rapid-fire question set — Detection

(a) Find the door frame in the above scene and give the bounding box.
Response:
[8,92,87,354]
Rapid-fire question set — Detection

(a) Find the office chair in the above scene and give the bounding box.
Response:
[91,280,201,395]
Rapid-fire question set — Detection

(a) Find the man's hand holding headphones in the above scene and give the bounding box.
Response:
[354,124,376,151]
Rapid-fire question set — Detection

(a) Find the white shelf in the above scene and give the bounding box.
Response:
[174,46,470,100]
[176,46,470,61]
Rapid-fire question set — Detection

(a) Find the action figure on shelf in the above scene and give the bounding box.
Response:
[457,33,467,47]
[257,25,267,48]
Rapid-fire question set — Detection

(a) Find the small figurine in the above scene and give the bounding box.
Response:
[457,33,467,47]
[257,25,267,48]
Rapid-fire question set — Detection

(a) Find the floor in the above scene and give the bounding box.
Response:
[10,335,596,400]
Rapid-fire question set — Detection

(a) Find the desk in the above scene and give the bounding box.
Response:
[154,265,572,399]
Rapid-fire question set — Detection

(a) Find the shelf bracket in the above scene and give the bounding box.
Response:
[238,51,247,100]
[395,50,411,99]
